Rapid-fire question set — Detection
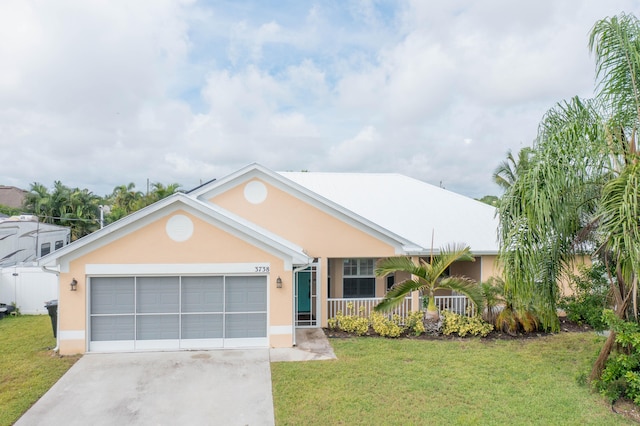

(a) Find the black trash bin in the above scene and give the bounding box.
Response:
[45,300,58,338]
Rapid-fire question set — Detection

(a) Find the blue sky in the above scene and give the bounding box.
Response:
[1,0,639,199]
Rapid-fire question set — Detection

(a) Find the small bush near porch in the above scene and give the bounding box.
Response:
[0,316,79,426]
[271,334,633,425]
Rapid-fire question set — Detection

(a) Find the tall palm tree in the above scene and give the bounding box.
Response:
[374,244,484,320]
[497,12,640,379]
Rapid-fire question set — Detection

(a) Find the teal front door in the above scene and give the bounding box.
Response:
[297,271,311,313]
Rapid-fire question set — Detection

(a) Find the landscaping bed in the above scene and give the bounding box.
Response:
[325,316,592,341]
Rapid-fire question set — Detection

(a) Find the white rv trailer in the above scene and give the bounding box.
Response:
[0,215,70,266]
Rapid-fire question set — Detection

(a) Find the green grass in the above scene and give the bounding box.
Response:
[0,315,79,426]
[272,334,633,425]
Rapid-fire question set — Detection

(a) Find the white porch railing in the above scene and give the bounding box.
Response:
[327,295,476,320]
[432,295,477,316]
[327,296,412,319]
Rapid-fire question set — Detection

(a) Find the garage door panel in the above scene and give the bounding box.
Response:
[90,277,134,314]
[137,277,179,313]
[91,315,134,341]
[225,313,267,338]
[225,276,267,312]
[182,276,224,313]
[137,315,179,340]
[181,314,223,338]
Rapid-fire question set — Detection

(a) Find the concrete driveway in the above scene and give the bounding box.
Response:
[16,349,274,426]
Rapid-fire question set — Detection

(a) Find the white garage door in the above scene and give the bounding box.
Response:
[89,275,267,352]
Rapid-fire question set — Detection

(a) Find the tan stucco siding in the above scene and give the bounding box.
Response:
[57,210,294,354]
[450,257,482,282]
[211,179,397,258]
[480,255,501,282]
[559,255,592,297]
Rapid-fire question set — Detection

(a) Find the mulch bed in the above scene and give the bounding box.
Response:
[324,316,594,341]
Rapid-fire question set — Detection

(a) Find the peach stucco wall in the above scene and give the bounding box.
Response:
[213,178,399,328]
[212,179,397,258]
[57,209,293,354]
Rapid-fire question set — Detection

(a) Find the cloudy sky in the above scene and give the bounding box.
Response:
[1,0,639,199]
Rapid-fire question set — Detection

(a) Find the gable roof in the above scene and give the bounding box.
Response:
[279,171,499,254]
[40,192,312,271]
[190,163,422,254]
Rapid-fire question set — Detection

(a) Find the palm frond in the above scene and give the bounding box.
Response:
[429,244,473,278]
[438,276,484,313]
[590,13,640,129]
[375,257,424,278]
[374,278,422,312]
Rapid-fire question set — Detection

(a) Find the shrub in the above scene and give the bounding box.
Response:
[405,311,425,336]
[558,263,610,331]
[328,303,370,336]
[441,310,493,337]
[495,306,539,334]
[594,310,640,404]
[370,312,404,337]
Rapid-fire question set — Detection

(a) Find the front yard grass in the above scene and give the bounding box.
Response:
[271,333,632,425]
[0,315,79,426]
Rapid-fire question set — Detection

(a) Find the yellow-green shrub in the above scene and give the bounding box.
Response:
[328,303,370,336]
[441,310,493,337]
[405,311,426,336]
[370,312,404,337]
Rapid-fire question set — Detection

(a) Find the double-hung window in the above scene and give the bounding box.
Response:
[343,258,375,298]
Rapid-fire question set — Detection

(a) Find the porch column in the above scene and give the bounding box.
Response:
[410,256,420,312]
[320,257,329,327]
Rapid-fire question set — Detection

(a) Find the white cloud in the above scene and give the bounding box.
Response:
[1,0,640,200]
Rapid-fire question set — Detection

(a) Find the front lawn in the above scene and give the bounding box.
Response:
[271,333,632,425]
[0,315,79,426]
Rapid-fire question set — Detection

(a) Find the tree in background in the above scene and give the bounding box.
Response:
[21,180,182,239]
[106,182,181,223]
[492,147,534,192]
[23,181,101,240]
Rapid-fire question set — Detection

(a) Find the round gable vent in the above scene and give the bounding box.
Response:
[166,214,194,242]
[244,180,268,204]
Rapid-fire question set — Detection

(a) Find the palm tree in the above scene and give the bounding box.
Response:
[373,244,484,320]
[497,12,640,379]
[492,147,534,191]
[24,183,52,220]
[148,182,181,202]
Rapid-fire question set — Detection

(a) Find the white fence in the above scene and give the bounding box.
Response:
[327,297,413,319]
[433,295,477,316]
[0,266,58,314]
[327,295,476,320]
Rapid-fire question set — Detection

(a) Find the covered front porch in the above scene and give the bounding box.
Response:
[294,256,489,328]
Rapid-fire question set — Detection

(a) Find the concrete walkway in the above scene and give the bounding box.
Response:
[17,329,335,425]
[270,328,337,362]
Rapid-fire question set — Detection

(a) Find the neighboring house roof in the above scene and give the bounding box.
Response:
[40,192,312,271]
[279,171,499,254]
[0,186,27,209]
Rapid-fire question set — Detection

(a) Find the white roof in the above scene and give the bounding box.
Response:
[279,172,499,254]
